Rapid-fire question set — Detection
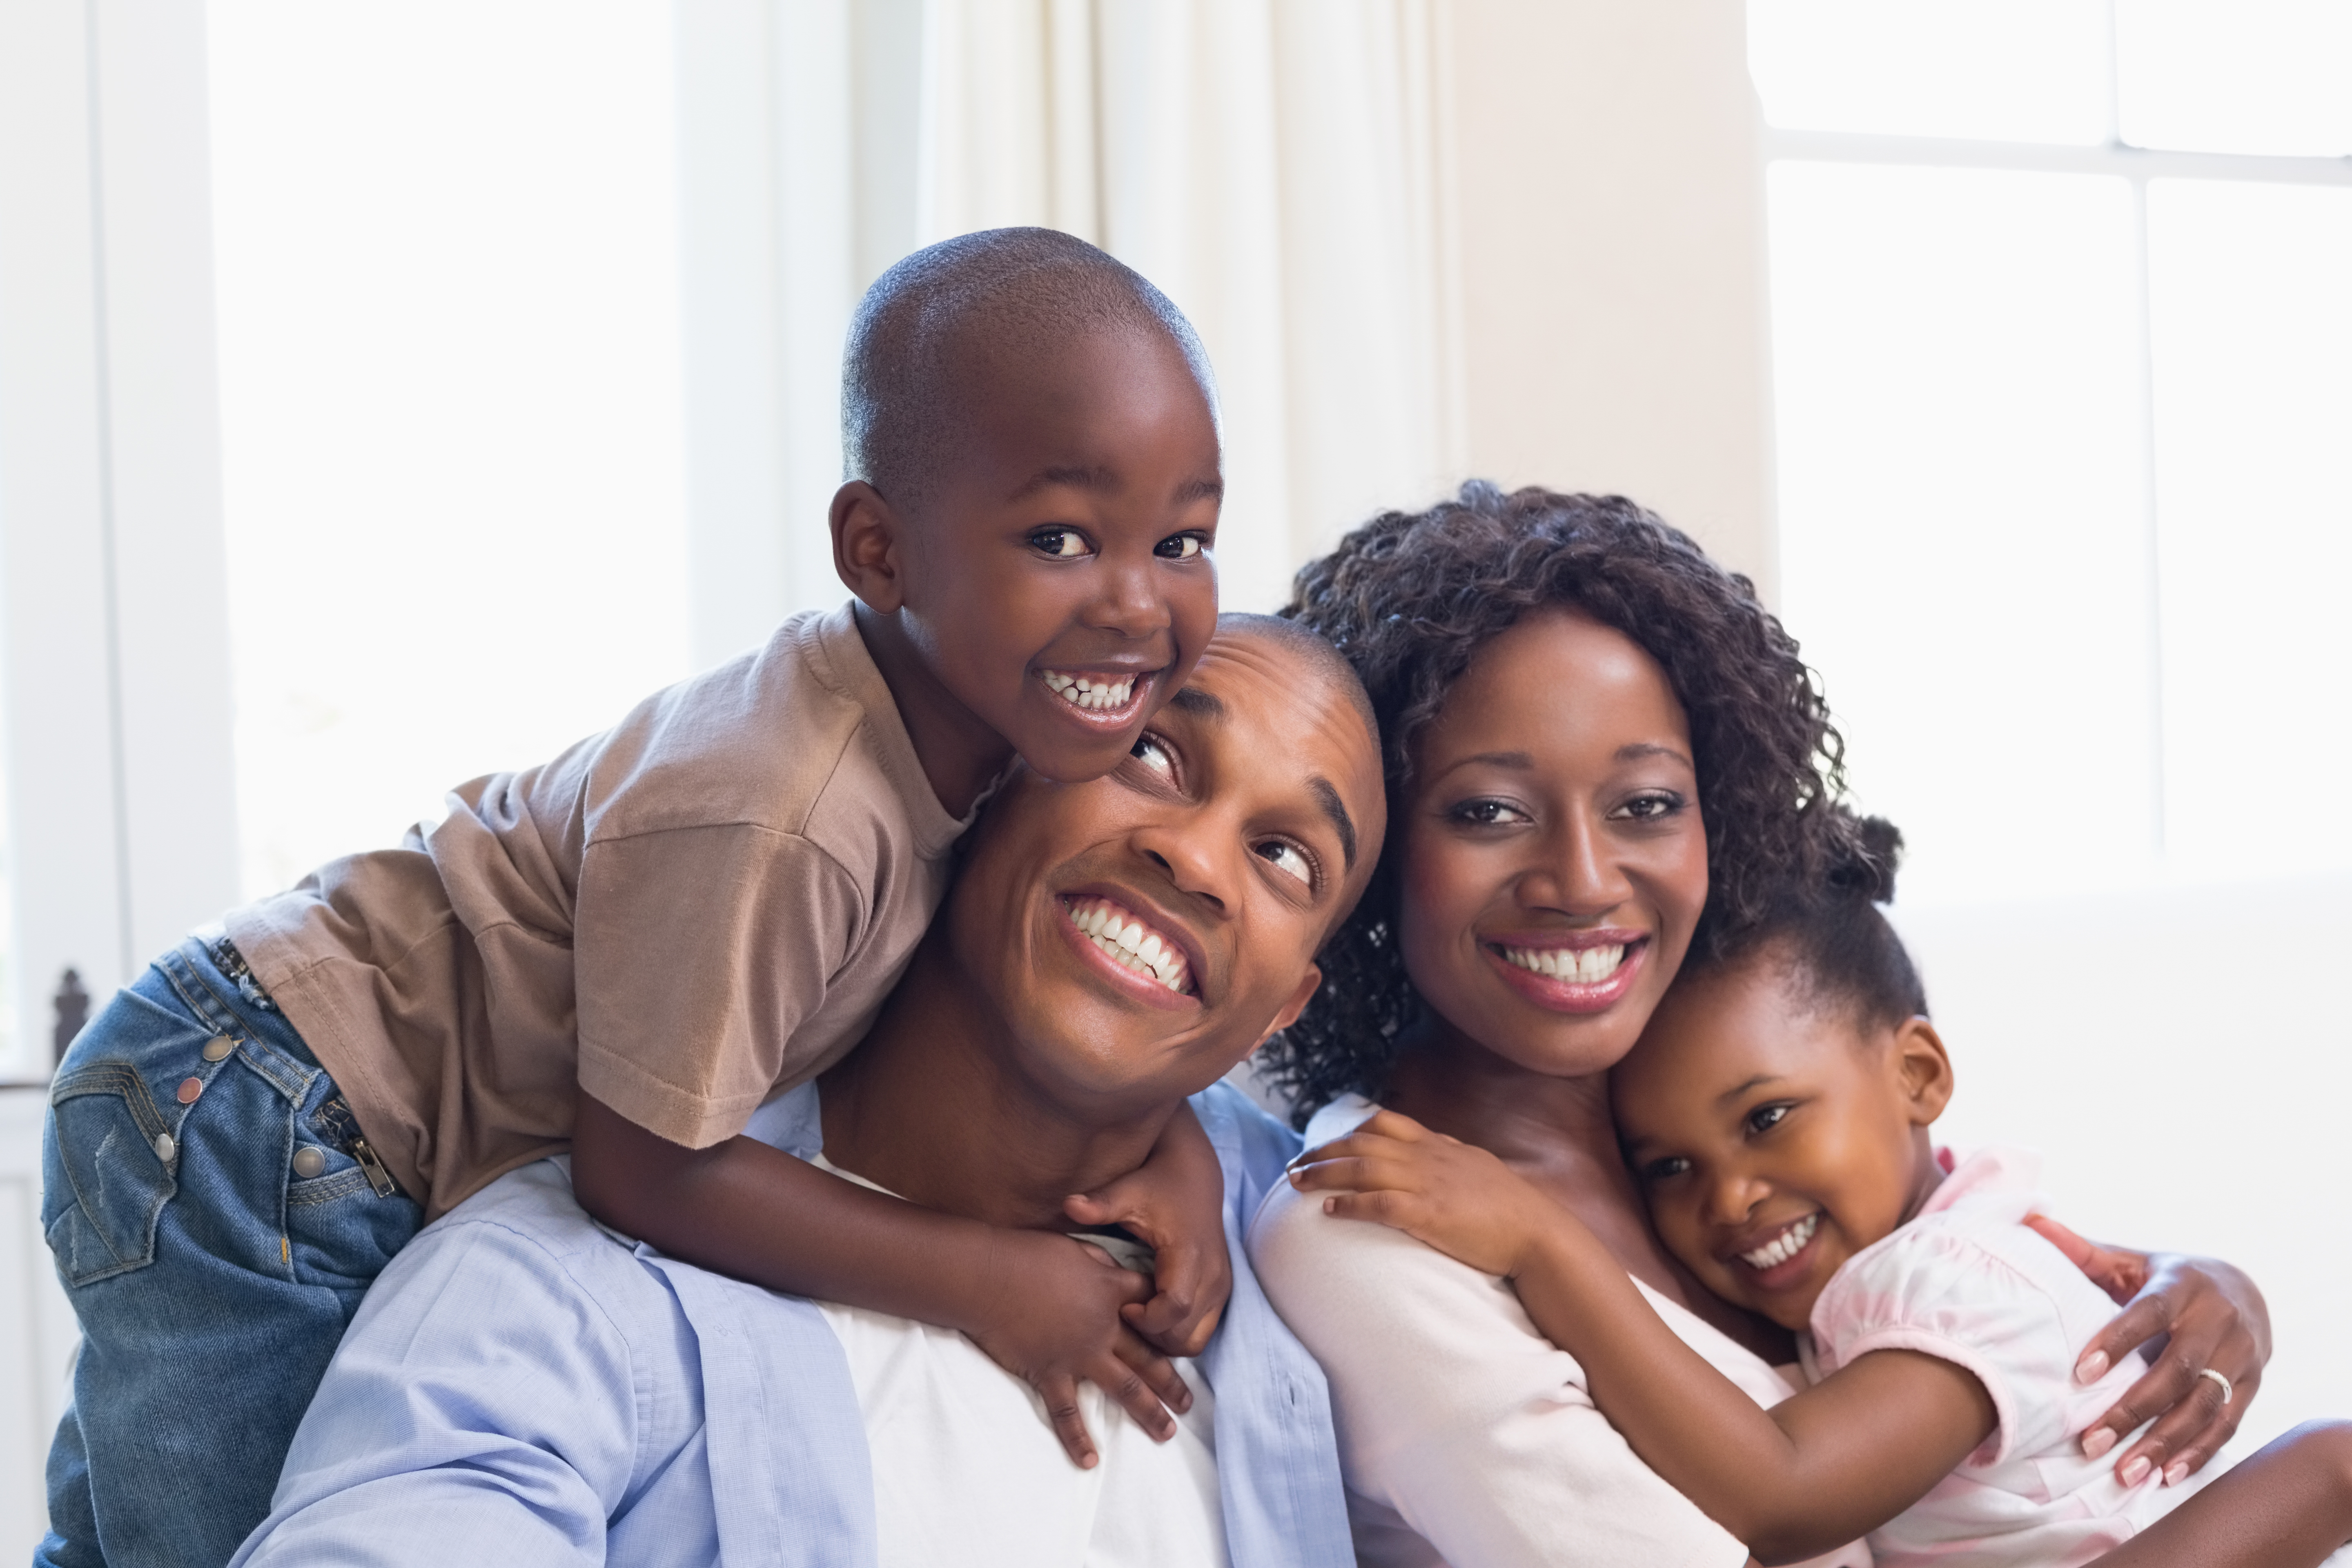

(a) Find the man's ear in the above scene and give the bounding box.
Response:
[1257,964,1323,1046]
[1892,1016,1955,1127]
[831,481,906,611]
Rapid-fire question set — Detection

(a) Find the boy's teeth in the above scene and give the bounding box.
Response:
[1739,1213,1820,1271]
[1061,896,1193,995]
[1042,671,1137,710]
[1499,943,1627,983]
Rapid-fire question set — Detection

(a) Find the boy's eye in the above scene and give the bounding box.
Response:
[1642,1156,1692,1182]
[1450,798,1531,828]
[1130,734,1176,779]
[1030,528,1091,559]
[1610,791,1686,823]
[1254,839,1315,887]
[1745,1103,1793,1137]
[1155,532,1206,560]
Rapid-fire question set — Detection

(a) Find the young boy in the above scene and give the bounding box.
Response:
[41,227,1230,1568]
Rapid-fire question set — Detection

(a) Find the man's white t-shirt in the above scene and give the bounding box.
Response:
[813,1156,1232,1568]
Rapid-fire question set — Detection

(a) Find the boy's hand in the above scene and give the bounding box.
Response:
[1063,1102,1233,1357]
[1287,1108,1565,1279]
[967,1226,1194,1470]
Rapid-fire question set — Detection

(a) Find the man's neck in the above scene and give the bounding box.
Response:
[817,934,1177,1230]
[852,601,1015,819]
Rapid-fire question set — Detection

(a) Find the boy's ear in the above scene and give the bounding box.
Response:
[831,481,906,611]
[1257,964,1323,1047]
[1892,1016,1955,1126]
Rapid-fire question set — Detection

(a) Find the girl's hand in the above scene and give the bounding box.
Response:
[2025,1215,2271,1486]
[1285,1109,1568,1278]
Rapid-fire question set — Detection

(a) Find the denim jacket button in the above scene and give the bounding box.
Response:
[176,1077,204,1105]
[201,1036,235,1062]
[152,1132,176,1165]
[292,1146,326,1179]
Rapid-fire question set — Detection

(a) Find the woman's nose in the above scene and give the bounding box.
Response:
[1519,810,1632,915]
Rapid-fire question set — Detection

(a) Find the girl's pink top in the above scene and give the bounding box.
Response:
[1800,1147,2197,1567]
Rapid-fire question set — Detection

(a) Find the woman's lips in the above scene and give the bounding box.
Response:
[1482,933,1648,1015]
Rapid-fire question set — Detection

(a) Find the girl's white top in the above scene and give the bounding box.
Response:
[1801,1146,2190,1568]
[1248,1096,1871,1568]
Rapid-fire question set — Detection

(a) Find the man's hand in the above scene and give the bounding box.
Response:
[1063,1101,1232,1357]
[2025,1215,2271,1487]
[965,1227,1194,1470]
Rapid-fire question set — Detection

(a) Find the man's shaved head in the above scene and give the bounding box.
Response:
[842,227,1216,506]
[1215,613,1379,752]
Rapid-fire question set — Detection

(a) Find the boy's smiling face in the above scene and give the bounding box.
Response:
[839,323,1223,788]
[1611,952,1954,1330]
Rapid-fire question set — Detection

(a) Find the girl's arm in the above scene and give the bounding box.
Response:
[1292,1110,1995,1564]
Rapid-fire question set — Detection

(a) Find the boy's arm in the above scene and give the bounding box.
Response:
[571,1091,1189,1468]
[1063,1100,1233,1355]
[1294,1111,1995,1564]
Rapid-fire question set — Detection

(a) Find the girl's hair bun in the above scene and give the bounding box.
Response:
[1828,812,1904,905]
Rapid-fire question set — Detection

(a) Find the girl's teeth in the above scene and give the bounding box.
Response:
[1042,672,1137,710]
[1739,1213,1820,1271]
[1061,897,1192,995]
[1499,943,1626,983]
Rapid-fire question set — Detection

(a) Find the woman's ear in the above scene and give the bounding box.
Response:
[1893,1016,1955,1126]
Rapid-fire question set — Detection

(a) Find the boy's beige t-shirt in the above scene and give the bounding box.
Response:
[224,606,975,1220]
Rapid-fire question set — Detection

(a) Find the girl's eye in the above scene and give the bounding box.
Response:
[1155,532,1205,560]
[1745,1103,1793,1137]
[1130,734,1176,779]
[1254,839,1315,887]
[1611,791,1686,823]
[1642,1156,1692,1182]
[1031,528,1091,559]
[1450,798,1531,828]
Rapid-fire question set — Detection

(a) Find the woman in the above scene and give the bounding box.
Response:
[1247,483,2267,1568]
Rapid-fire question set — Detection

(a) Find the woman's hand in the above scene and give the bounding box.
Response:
[2025,1215,2271,1486]
[1285,1109,1573,1278]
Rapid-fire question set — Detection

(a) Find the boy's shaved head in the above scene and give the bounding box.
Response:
[842,227,1216,506]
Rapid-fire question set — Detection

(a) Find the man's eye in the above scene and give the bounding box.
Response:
[1642,1156,1692,1182]
[1254,839,1314,886]
[1155,533,1205,560]
[1746,1104,1792,1136]
[1130,734,1175,778]
[1031,528,1090,559]
[1450,798,1530,827]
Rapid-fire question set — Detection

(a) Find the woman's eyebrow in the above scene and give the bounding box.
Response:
[1617,741,1693,766]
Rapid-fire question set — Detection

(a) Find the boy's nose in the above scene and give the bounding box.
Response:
[1085,555,1173,639]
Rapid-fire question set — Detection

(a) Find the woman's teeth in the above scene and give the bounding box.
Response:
[1500,943,1626,983]
[1740,1213,1820,1271]
[1064,896,1193,994]
[1043,671,1137,711]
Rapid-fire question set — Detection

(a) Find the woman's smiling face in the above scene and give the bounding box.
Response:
[1394,610,1710,1079]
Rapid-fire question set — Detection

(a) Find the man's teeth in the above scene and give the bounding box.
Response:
[1499,943,1626,983]
[1739,1213,1820,1271]
[1042,671,1138,711]
[1064,897,1193,994]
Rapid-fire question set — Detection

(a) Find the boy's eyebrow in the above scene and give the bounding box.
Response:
[1004,466,1224,504]
[1310,777,1358,870]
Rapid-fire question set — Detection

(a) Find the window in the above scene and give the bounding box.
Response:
[1753,0,2352,902]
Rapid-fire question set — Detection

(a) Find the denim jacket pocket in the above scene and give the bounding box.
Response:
[45,1065,178,1286]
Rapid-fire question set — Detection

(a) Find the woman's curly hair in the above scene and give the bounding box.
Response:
[1259,481,1856,1122]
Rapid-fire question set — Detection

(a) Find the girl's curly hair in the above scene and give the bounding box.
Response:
[1260,481,1855,1122]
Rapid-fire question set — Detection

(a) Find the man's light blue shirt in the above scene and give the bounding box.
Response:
[230,1082,1350,1568]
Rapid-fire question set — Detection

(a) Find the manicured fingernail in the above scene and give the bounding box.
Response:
[2120,1455,2150,1487]
[2165,1462,2189,1487]
[2076,1350,2109,1383]
[2081,1427,2117,1459]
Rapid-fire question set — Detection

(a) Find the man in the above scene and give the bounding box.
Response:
[228,615,1385,1568]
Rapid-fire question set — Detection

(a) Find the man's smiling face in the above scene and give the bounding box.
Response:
[944,623,1385,1116]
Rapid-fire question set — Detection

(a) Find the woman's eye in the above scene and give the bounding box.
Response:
[1254,839,1315,887]
[1130,735,1176,778]
[1642,1156,1692,1182]
[1746,1104,1792,1136]
[1450,798,1531,828]
[1155,532,1205,560]
[1612,791,1686,823]
[1031,528,1091,559]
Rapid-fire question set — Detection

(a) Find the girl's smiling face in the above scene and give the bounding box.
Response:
[1611,951,1955,1330]
[1395,610,1710,1080]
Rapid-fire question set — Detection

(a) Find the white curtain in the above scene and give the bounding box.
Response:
[673,0,1466,660]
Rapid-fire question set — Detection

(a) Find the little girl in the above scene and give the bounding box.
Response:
[1289,819,2352,1568]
